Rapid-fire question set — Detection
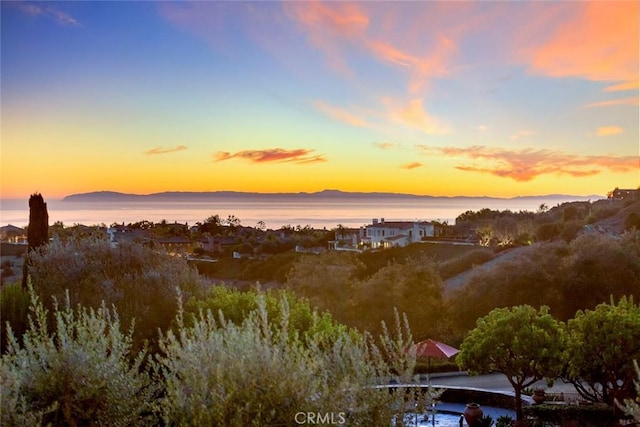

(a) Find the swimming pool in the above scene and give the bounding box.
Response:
[396,412,463,427]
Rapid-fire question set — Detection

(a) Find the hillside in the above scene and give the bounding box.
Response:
[588,200,640,233]
[444,200,640,294]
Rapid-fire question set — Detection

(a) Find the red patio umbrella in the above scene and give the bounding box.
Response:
[414,339,459,382]
[415,339,459,359]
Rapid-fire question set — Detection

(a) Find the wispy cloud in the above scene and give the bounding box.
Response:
[373,142,399,150]
[367,34,456,94]
[214,148,326,165]
[582,98,639,108]
[19,3,81,26]
[145,146,188,155]
[510,130,535,141]
[596,126,624,137]
[400,162,423,170]
[314,100,368,127]
[283,1,369,76]
[384,98,450,135]
[604,81,639,92]
[416,144,638,182]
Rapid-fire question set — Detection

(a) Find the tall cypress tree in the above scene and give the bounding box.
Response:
[22,193,49,289]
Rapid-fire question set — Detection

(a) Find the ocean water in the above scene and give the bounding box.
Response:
[0,195,599,230]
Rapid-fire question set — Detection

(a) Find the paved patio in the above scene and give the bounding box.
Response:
[427,372,578,395]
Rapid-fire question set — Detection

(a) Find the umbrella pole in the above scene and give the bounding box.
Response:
[427,356,431,385]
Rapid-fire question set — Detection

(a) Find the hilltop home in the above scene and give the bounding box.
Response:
[608,187,639,201]
[363,218,435,249]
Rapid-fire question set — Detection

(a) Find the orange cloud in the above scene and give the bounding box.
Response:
[525,2,639,89]
[314,100,368,127]
[285,2,459,95]
[367,34,456,94]
[283,1,369,76]
[416,144,638,182]
[367,40,415,67]
[604,81,640,92]
[145,146,188,155]
[582,98,639,108]
[214,148,326,164]
[596,126,624,137]
[385,98,450,135]
[400,162,422,170]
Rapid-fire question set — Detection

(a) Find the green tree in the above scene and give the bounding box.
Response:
[225,214,241,229]
[200,214,222,234]
[26,193,49,251]
[564,296,640,405]
[476,223,494,246]
[457,305,566,420]
[22,193,49,290]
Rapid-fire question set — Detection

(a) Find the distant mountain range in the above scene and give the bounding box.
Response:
[61,190,604,203]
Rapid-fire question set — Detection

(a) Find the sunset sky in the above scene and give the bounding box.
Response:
[1,1,638,199]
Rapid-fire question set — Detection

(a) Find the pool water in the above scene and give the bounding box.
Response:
[397,412,463,426]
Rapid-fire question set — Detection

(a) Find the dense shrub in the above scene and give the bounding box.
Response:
[0,291,156,426]
[351,257,445,340]
[192,250,302,283]
[558,232,640,319]
[185,286,350,346]
[0,283,30,352]
[523,403,617,425]
[155,298,427,426]
[286,251,362,324]
[627,212,640,230]
[448,231,640,333]
[536,222,562,241]
[26,238,206,351]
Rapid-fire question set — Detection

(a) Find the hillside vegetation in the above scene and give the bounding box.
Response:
[2,198,639,424]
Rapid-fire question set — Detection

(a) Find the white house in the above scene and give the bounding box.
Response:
[363,218,434,249]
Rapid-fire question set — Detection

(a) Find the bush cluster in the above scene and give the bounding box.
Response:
[26,237,207,351]
[2,287,439,426]
[1,291,156,426]
[449,230,640,332]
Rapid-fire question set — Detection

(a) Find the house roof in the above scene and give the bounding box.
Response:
[367,221,433,229]
[0,225,25,234]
